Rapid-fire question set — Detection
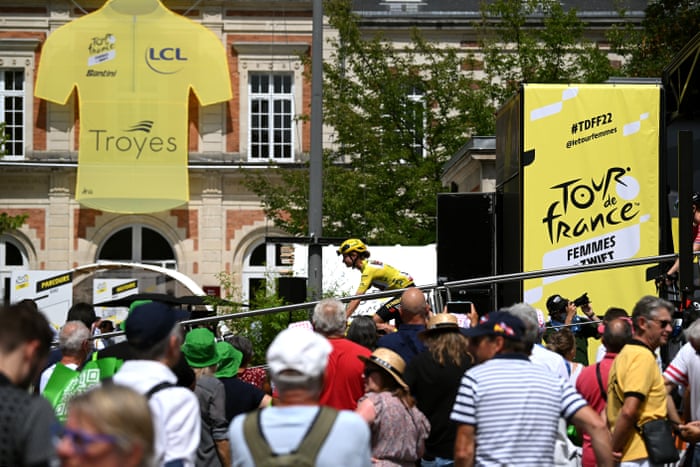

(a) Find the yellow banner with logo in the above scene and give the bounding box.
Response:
[35,0,232,213]
[522,84,660,317]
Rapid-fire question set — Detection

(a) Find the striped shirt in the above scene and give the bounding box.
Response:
[450,354,587,466]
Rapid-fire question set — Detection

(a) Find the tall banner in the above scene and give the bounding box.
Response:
[522,84,661,317]
[35,0,232,213]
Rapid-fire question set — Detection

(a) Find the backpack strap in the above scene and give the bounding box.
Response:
[294,406,338,463]
[595,362,607,402]
[243,410,276,463]
[243,406,338,464]
[146,381,176,399]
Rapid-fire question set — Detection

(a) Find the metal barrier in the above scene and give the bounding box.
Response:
[90,251,680,340]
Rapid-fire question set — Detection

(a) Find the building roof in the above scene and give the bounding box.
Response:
[352,0,647,16]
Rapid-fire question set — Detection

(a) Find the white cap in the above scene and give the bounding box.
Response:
[266,328,332,378]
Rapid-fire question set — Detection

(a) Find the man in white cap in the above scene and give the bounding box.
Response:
[228,327,371,466]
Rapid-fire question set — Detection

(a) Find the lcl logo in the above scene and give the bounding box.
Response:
[148,48,188,61]
[145,47,188,74]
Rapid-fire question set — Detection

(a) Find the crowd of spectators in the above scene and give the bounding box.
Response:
[1,288,695,466]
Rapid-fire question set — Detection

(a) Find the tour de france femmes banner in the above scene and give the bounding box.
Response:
[35,0,232,213]
[522,84,660,318]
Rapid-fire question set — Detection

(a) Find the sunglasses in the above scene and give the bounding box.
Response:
[52,424,117,456]
[650,318,672,329]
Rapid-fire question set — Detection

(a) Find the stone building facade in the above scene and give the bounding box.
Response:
[0,0,645,305]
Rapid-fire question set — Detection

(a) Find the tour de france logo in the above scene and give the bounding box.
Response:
[542,166,641,246]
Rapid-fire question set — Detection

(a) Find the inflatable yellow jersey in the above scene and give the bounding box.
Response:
[35,0,231,213]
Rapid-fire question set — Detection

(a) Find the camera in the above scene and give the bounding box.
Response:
[573,292,590,308]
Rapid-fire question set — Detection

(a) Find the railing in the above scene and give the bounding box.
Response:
[92,252,681,340]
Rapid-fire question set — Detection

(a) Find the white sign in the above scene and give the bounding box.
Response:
[11,270,73,330]
[93,278,139,305]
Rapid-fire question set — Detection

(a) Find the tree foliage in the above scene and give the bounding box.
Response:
[244,0,617,245]
[609,0,700,77]
[205,271,308,366]
[0,212,27,235]
[480,0,615,104]
[245,0,494,245]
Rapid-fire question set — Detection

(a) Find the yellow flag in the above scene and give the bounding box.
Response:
[35,0,231,213]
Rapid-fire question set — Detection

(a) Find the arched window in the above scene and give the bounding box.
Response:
[0,236,29,305]
[98,225,176,269]
[241,242,292,304]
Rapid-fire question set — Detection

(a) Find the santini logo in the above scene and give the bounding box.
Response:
[88,121,177,159]
[145,47,188,74]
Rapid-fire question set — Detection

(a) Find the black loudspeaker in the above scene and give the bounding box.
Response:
[277,277,307,304]
[437,193,496,313]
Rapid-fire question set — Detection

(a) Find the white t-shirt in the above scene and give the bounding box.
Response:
[229,405,371,467]
[531,344,569,382]
[664,342,700,420]
[113,360,200,467]
[39,362,78,393]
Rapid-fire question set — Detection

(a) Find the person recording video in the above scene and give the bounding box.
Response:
[543,293,600,365]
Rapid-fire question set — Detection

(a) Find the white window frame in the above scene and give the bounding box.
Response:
[0,39,38,160]
[248,73,295,162]
[0,69,25,158]
[406,85,426,159]
[241,242,290,304]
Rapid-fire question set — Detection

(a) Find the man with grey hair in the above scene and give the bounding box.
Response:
[664,318,700,463]
[228,327,371,466]
[312,298,370,410]
[507,303,577,466]
[507,303,568,380]
[608,295,679,465]
[112,301,200,467]
[39,320,90,393]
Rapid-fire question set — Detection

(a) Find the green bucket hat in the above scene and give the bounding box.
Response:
[182,328,220,368]
[215,341,243,378]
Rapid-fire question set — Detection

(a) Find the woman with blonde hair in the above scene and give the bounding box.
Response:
[356,347,430,466]
[56,383,154,467]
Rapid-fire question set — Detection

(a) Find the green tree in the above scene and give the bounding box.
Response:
[0,212,27,235]
[244,0,617,245]
[609,0,700,77]
[480,0,615,104]
[244,0,494,245]
[206,271,308,366]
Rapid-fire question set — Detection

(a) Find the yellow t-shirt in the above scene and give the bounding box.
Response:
[35,0,231,213]
[357,259,414,294]
[607,340,667,462]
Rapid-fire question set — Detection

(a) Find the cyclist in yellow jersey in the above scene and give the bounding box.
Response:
[337,239,415,328]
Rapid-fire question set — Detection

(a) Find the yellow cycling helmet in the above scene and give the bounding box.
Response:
[337,238,368,256]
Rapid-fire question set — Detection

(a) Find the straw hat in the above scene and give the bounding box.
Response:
[419,313,460,339]
[358,347,408,390]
